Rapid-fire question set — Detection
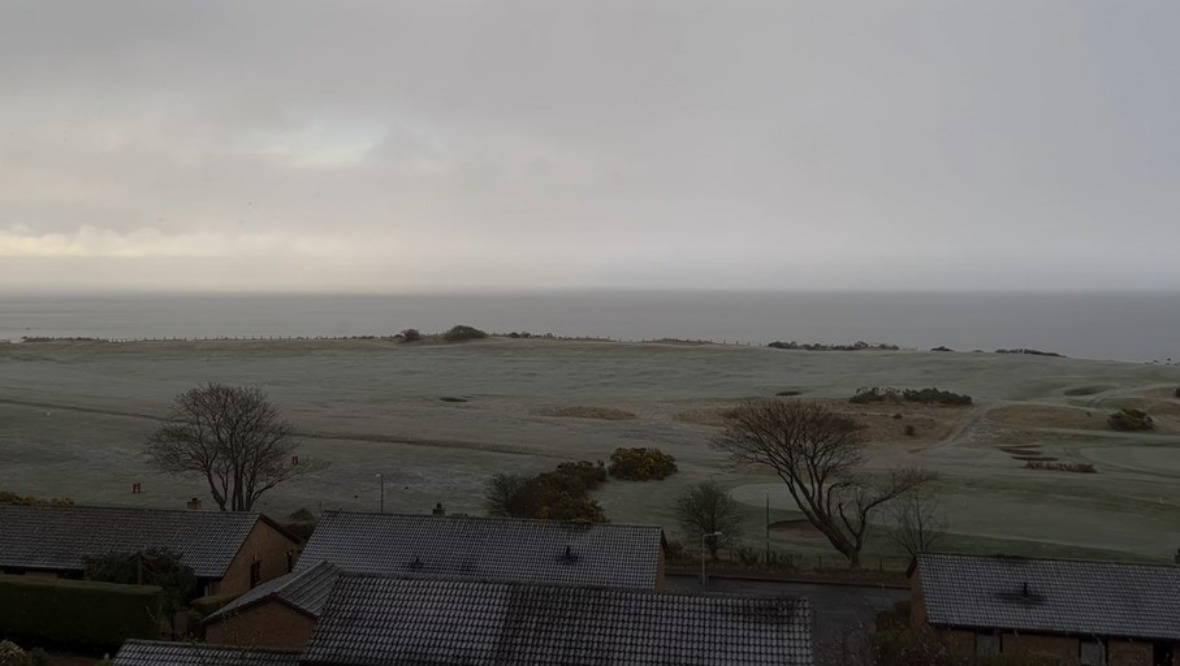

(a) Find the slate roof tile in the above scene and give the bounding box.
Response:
[916,552,1180,640]
[113,640,300,666]
[0,504,265,578]
[296,512,663,589]
[303,575,813,665]
[205,560,340,623]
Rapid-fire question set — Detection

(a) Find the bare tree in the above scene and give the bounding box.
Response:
[712,400,935,568]
[146,383,325,511]
[674,480,742,562]
[885,483,947,559]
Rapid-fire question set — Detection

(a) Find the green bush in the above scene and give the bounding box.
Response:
[0,491,73,506]
[442,325,488,342]
[0,574,162,650]
[399,328,421,342]
[607,447,678,481]
[1108,408,1154,431]
[84,548,196,615]
[875,600,911,631]
[484,460,610,523]
[190,591,241,618]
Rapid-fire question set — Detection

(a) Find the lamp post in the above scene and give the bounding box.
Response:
[700,531,722,590]
[376,473,384,513]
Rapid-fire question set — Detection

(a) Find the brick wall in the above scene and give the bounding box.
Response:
[1001,633,1079,666]
[1107,640,1152,666]
[212,520,298,596]
[936,629,975,652]
[655,549,665,590]
[910,573,926,630]
[205,600,315,649]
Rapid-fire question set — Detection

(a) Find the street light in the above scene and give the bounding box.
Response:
[375,473,384,513]
[700,531,722,589]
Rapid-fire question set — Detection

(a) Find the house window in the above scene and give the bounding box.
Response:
[975,633,1000,657]
[1079,640,1106,666]
[249,561,261,589]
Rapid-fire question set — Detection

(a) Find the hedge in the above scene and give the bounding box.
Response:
[0,574,162,649]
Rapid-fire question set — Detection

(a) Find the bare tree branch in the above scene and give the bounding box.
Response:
[712,399,935,568]
[145,383,327,511]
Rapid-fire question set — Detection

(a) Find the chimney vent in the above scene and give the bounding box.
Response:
[432,502,446,517]
[187,497,202,511]
[561,545,579,564]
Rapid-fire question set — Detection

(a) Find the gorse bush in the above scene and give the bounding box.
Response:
[608,447,678,481]
[850,387,972,406]
[1108,408,1153,432]
[442,325,488,342]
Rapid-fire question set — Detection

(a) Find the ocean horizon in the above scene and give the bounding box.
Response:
[2,290,1178,364]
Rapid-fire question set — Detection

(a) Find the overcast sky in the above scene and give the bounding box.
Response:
[1,1,1178,293]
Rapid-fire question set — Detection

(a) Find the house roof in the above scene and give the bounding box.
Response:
[206,560,340,623]
[302,574,812,665]
[113,640,300,666]
[0,504,287,579]
[914,552,1180,640]
[296,512,665,589]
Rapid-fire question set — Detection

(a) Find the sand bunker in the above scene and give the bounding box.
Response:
[531,405,637,421]
[986,405,1107,430]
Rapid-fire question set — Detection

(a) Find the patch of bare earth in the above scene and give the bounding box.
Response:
[531,405,637,421]
[986,405,1108,431]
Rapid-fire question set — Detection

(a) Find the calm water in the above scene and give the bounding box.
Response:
[1,291,1177,363]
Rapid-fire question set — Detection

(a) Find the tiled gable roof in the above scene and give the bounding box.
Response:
[0,504,269,578]
[113,640,300,666]
[206,560,340,623]
[296,512,664,589]
[303,575,812,665]
[915,552,1180,640]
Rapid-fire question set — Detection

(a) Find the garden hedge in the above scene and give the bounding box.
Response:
[0,574,162,649]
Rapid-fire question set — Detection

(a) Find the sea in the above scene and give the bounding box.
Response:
[1,291,1178,364]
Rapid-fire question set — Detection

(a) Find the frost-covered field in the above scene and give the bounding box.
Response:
[3,338,1180,562]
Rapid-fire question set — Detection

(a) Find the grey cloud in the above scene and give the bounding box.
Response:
[1,0,1179,291]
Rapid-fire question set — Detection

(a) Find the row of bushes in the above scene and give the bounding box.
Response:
[850,387,973,406]
[0,491,74,506]
[995,348,1064,358]
[768,340,901,351]
[397,325,489,343]
[1024,461,1097,473]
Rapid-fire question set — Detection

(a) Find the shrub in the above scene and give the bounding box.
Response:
[875,600,910,631]
[281,507,318,542]
[552,460,608,491]
[399,328,421,342]
[607,447,678,481]
[1108,408,1154,432]
[931,346,953,352]
[84,548,196,616]
[190,591,241,618]
[442,325,488,342]
[484,460,609,523]
[0,575,162,650]
[904,425,917,437]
